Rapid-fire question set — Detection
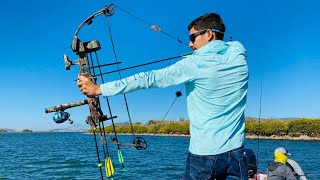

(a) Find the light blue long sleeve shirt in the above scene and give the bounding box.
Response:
[100,40,248,155]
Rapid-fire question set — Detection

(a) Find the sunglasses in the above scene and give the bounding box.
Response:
[189,28,223,42]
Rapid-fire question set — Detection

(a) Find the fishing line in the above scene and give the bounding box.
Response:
[162,85,184,121]
[113,4,189,46]
[256,72,263,175]
[62,123,98,154]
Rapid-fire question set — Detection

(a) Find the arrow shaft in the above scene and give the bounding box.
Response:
[97,53,191,76]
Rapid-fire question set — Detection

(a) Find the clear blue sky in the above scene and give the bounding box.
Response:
[0,0,319,130]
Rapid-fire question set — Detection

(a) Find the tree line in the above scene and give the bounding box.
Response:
[89,118,190,135]
[88,118,320,137]
[245,118,320,137]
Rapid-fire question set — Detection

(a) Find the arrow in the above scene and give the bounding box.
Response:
[95,52,192,76]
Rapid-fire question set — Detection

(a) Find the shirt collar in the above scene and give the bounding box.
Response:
[193,40,228,55]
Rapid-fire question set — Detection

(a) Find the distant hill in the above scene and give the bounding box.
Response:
[0,128,15,132]
[49,128,87,132]
[115,122,131,126]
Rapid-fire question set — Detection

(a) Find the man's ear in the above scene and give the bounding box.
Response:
[208,31,215,41]
[212,32,216,40]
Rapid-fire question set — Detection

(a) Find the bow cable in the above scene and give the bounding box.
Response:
[91,51,125,168]
[88,53,112,157]
[88,52,118,178]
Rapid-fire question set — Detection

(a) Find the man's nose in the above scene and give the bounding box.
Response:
[189,41,193,48]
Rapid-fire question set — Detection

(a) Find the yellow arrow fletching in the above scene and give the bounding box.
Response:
[105,157,114,177]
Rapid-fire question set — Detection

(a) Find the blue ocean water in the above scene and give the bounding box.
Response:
[0,132,319,180]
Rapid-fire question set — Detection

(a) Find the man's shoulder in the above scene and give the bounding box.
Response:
[226,41,245,48]
[225,41,246,58]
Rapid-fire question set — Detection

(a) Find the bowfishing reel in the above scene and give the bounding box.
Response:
[52,111,74,124]
[45,99,88,124]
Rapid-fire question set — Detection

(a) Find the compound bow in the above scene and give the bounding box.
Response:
[45,4,189,179]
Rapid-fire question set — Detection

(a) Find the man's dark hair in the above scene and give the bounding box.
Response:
[188,13,225,40]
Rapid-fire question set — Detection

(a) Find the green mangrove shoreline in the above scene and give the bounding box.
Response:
[2,118,319,141]
[87,118,320,141]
